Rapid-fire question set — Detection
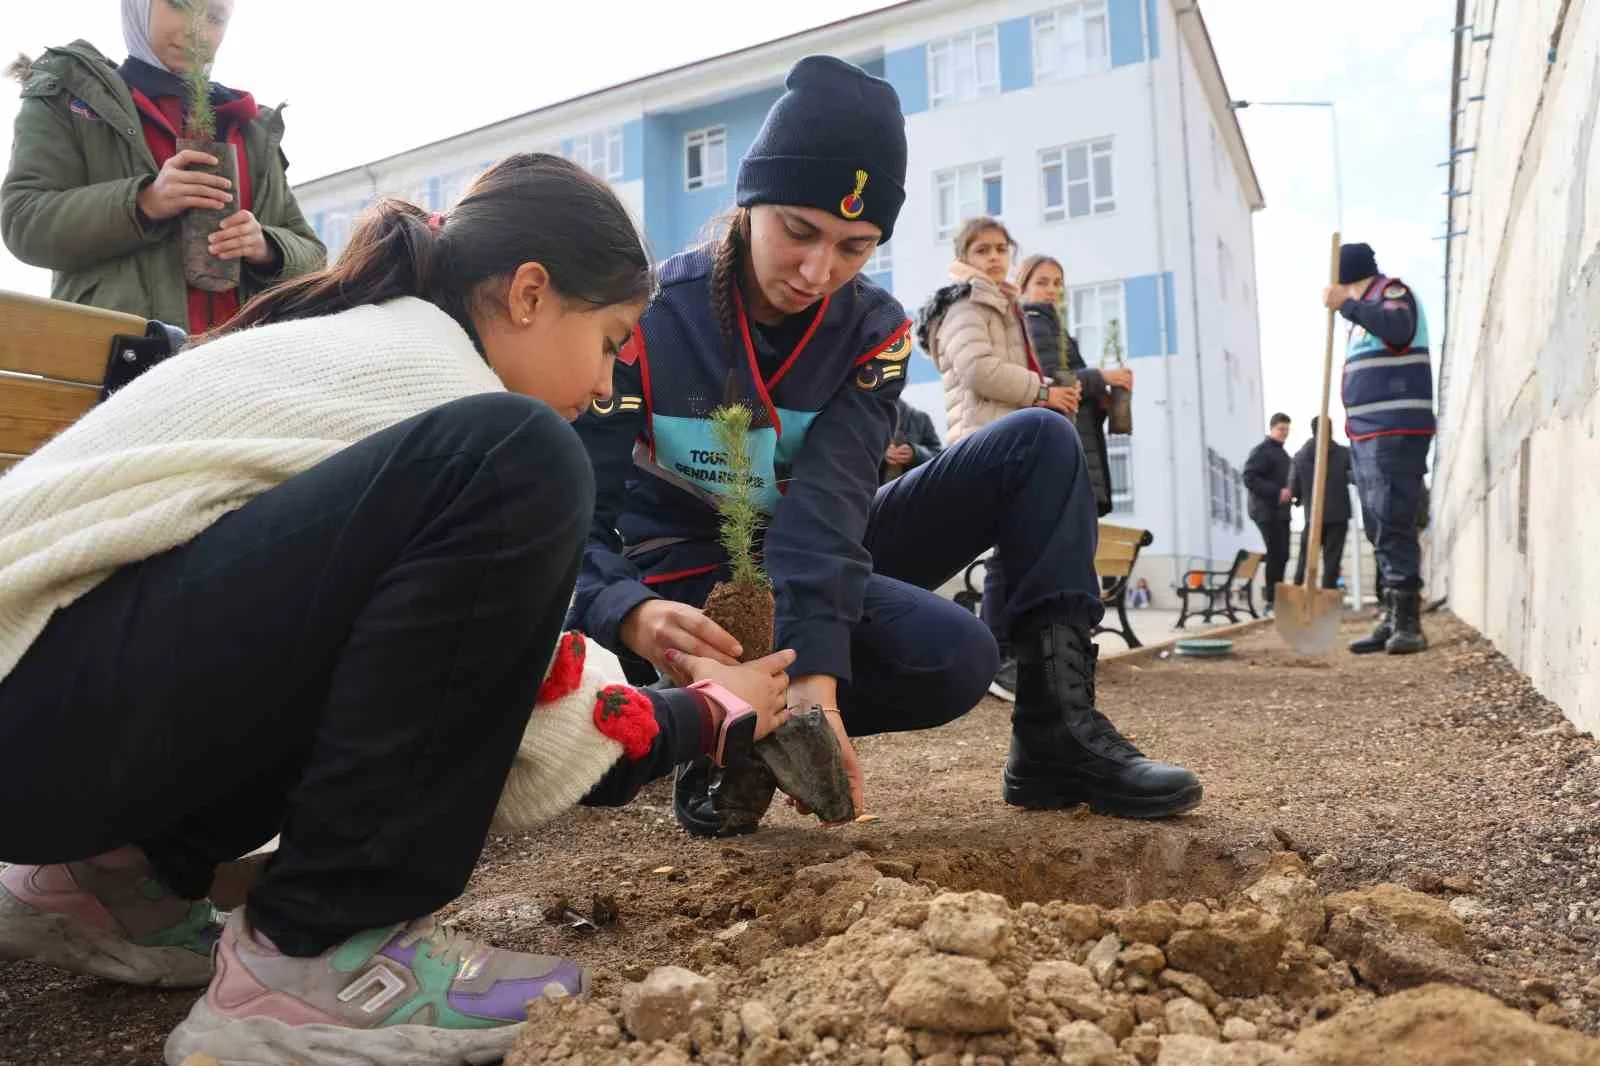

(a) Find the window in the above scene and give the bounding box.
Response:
[933,161,1004,240]
[684,126,727,191]
[1223,349,1237,414]
[865,243,892,278]
[1207,449,1229,524]
[570,127,624,181]
[928,27,999,108]
[1041,138,1115,221]
[1067,281,1124,367]
[1106,434,1134,512]
[1217,239,1234,302]
[1033,2,1110,83]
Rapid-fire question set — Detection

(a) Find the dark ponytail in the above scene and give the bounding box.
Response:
[213,153,654,346]
[708,207,751,341]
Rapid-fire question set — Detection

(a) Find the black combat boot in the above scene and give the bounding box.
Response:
[1349,589,1393,654]
[672,753,778,838]
[1003,622,1202,818]
[1385,589,1428,655]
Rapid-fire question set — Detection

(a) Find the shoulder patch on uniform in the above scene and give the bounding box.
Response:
[878,331,911,362]
[68,97,100,121]
[590,395,643,417]
[1383,282,1409,300]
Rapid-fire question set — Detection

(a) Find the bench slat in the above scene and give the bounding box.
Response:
[0,378,97,454]
[0,291,143,385]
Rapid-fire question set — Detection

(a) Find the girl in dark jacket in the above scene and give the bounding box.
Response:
[1016,254,1134,517]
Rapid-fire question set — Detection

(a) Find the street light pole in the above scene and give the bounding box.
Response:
[1230,98,1360,607]
[1230,99,1343,232]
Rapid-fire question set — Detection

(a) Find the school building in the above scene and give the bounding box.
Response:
[291,0,1267,588]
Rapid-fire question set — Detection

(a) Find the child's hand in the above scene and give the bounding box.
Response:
[667,648,795,740]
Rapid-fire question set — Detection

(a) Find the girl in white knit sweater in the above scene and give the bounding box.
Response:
[0,153,794,1066]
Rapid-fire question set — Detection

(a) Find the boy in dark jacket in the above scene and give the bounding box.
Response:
[1289,416,1354,588]
[1243,413,1293,611]
[881,397,943,483]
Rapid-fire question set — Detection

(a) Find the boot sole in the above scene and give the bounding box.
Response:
[165,999,523,1066]
[1348,644,1388,655]
[0,883,212,989]
[1002,776,1204,819]
[1386,643,1428,655]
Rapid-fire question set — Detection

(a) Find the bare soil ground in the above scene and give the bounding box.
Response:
[3,612,1598,1064]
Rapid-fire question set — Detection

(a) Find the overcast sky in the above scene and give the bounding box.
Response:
[0,0,1451,450]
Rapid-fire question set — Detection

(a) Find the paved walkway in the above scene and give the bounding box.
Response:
[1094,606,1246,657]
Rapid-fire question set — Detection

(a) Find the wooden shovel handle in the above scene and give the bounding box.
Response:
[1304,232,1341,591]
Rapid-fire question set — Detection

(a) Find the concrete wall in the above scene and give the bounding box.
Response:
[1436,0,1600,734]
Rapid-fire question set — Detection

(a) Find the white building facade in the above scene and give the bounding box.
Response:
[293,0,1266,585]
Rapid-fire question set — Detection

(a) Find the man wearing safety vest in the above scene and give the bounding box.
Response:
[1323,242,1433,655]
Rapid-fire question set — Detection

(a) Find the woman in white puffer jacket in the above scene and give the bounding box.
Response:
[916,216,1081,442]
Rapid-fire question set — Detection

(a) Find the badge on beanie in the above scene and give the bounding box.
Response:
[839,169,869,220]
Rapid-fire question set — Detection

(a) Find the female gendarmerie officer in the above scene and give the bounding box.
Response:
[572,55,1201,837]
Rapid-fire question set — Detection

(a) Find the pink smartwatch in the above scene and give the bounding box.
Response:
[689,679,755,766]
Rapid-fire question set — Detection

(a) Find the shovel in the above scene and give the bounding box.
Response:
[1276,232,1346,654]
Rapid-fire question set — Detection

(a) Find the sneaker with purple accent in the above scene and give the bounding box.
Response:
[0,849,220,989]
[164,909,587,1065]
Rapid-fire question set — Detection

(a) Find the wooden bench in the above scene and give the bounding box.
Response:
[0,291,185,472]
[1174,549,1264,628]
[954,521,1155,649]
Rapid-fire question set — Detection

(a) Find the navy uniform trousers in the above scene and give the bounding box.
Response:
[1351,435,1430,591]
[630,408,1106,733]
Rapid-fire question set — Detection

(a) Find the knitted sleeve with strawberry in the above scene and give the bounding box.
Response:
[491,632,712,832]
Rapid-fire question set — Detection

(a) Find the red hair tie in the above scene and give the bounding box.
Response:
[428,212,445,233]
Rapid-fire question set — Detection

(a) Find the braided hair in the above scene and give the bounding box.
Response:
[709,208,752,340]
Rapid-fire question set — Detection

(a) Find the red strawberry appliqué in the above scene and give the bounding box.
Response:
[538,631,587,704]
[593,685,658,761]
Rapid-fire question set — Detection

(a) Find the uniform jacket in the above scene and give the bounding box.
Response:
[1339,276,1434,441]
[572,247,912,682]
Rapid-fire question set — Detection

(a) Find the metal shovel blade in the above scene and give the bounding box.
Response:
[1274,583,1345,655]
[754,709,856,823]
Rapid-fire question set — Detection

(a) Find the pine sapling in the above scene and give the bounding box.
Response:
[1101,317,1134,435]
[710,403,770,592]
[701,402,774,661]
[180,1,217,142]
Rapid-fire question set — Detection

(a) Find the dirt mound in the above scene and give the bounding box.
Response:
[504,851,1600,1065]
[1291,984,1600,1065]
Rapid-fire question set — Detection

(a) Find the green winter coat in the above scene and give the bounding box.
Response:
[1,40,325,328]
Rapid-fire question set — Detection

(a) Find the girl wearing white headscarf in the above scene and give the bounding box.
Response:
[1,0,325,333]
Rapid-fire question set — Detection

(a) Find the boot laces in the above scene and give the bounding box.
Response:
[1079,708,1145,760]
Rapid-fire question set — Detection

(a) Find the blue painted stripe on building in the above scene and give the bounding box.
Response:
[1109,0,1147,68]
[909,347,940,386]
[1147,0,1160,58]
[1162,271,1177,354]
[560,138,575,158]
[1123,275,1161,358]
[860,56,886,79]
[622,120,644,183]
[884,45,929,116]
[426,176,441,211]
[998,17,1033,93]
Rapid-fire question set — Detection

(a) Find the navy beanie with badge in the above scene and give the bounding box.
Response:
[1338,242,1379,284]
[737,55,908,243]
